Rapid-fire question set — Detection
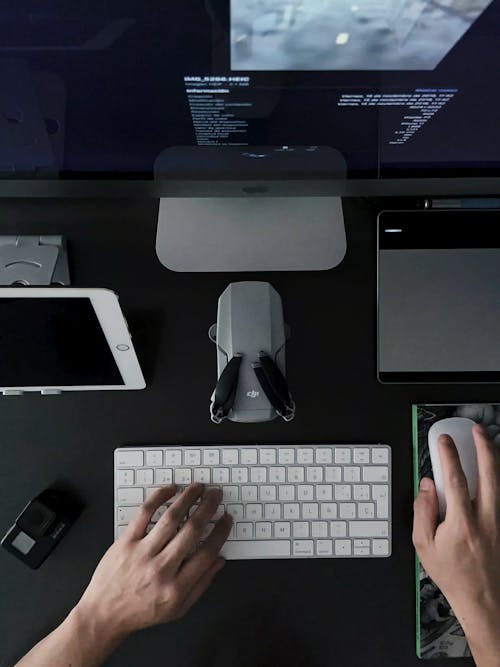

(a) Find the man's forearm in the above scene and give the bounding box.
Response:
[15,603,126,667]
[454,603,500,667]
[468,636,500,667]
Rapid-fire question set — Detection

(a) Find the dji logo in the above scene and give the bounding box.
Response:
[246,390,260,398]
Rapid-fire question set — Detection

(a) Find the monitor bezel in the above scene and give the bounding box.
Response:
[0,177,499,198]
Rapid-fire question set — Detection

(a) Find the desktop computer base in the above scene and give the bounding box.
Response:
[156,196,346,272]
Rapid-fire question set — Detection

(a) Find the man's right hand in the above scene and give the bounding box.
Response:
[413,423,500,667]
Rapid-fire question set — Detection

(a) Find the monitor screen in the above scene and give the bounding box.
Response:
[2,0,500,179]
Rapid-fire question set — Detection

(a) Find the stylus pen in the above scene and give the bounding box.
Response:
[429,198,500,209]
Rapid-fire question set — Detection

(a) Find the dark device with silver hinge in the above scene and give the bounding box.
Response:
[209,281,295,423]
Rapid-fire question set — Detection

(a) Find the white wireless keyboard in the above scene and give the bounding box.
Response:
[114,444,391,559]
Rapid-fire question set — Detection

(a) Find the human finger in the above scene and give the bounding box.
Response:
[144,483,205,554]
[438,435,473,521]
[124,485,178,541]
[412,477,439,553]
[161,487,223,570]
[175,513,232,593]
[473,423,500,521]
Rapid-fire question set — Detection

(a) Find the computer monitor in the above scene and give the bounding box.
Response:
[1,1,500,270]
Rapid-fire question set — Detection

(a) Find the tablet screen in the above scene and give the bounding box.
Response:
[0,298,123,386]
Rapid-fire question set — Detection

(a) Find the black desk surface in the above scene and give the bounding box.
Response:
[0,197,483,667]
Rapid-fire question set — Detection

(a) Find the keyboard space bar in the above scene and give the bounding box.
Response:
[221,540,291,560]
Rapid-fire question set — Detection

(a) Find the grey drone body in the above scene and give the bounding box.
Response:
[209,281,288,423]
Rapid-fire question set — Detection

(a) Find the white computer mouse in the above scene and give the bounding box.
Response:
[428,417,478,519]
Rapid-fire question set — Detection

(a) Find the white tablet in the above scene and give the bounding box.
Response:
[0,288,146,394]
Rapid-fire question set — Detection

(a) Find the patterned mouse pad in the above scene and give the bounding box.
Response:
[413,403,500,659]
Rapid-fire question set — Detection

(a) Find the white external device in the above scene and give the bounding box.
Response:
[0,287,145,394]
[115,443,392,559]
[428,417,478,519]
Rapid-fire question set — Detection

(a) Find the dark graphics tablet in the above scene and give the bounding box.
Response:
[378,210,500,383]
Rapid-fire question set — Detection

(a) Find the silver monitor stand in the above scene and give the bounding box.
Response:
[156,195,346,272]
